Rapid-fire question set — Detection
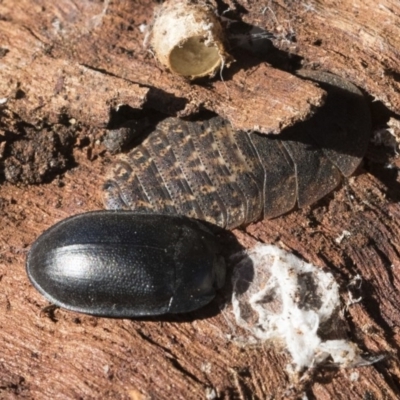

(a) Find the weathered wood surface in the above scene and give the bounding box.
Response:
[1,0,400,399]
[240,0,400,113]
[0,0,324,133]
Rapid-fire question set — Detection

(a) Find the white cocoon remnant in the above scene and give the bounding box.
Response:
[149,0,230,79]
[231,244,367,370]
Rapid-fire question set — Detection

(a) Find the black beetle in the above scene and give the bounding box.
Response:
[26,211,226,317]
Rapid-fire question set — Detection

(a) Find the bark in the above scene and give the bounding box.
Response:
[0,0,400,399]
[0,0,324,133]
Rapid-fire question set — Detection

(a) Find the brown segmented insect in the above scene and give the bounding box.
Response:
[102,71,371,229]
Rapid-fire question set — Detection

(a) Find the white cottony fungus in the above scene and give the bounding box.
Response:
[231,245,378,371]
[149,0,231,79]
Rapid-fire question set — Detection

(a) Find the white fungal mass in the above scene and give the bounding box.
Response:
[231,244,368,370]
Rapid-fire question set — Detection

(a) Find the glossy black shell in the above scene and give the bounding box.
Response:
[26,212,226,317]
[103,71,371,229]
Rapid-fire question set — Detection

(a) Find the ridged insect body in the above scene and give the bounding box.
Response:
[103,72,371,229]
[26,212,225,317]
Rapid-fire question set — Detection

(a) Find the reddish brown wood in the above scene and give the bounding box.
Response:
[240,0,400,114]
[0,0,400,399]
[0,0,323,133]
